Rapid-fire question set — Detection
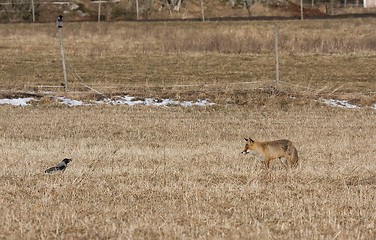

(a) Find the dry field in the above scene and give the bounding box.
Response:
[0,18,376,239]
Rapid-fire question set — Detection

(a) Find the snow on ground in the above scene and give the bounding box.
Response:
[55,96,88,107]
[93,96,215,107]
[0,94,373,110]
[95,96,215,107]
[320,99,360,109]
[0,98,35,106]
[0,95,215,108]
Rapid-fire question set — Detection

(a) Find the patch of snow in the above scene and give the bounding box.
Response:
[181,99,215,108]
[321,99,360,109]
[92,96,215,107]
[1,95,374,110]
[93,96,144,106]
[55,96,90,107]
[0,97,35,106]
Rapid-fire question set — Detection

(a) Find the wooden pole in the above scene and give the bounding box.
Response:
[98,0,101,22]
[200,0,205,21]
[330,0,334,15]
[31,0,35,22]
[244,0,252,16]
[136,0,139,20]
[300,0,304,20]
[184,0,189,18]
[274,25,279,89]
[58,28,67,90]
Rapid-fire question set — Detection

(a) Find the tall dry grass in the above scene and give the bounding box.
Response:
[0,19,375,93]
[1,18,375,55]
[0,104,375,239]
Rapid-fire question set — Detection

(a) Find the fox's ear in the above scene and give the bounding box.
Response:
[249,138,254,143]
[244,138,248,141]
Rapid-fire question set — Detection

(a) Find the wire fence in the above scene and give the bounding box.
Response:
[2,1,375,98]
[0,0,374,23]
[21,20,372,98]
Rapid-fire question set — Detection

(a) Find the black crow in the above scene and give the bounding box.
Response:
[56,15,63,28]
[45,158,72,173]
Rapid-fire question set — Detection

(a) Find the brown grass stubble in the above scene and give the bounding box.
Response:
[0,103,375,239]
[0,19,376,239]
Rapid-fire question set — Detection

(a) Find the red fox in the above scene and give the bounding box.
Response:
[241,138,298,168]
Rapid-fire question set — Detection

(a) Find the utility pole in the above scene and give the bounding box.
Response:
[56,15,67,90]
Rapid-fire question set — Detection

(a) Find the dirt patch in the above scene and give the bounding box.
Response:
[275,0,326,18]
[0,91,43,99]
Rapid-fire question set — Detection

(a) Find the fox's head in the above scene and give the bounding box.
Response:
[242,138,255,154]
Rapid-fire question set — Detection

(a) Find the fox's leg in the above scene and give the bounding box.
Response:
[280,157,288,169]
[287,146,298,167]
[292,156,298,167]
[249,152,265,169]
[265,158,271,168]
[286,155,298,167]
[250,152,264,162]
[293,149,299,167]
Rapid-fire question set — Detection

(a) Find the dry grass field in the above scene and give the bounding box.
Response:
[0,18,376,239]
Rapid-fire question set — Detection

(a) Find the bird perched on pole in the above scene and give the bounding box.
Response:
[56,15,63,28]
[45,158,72,173]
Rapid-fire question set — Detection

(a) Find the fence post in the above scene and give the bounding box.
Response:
[330,0,334,15]
[300,0,304,20]
[98,0,101,22]
[56,16,67,90]
[136,0,139,20]
[200,0,205,21]
[31,0,35,22]
[274,25,279,89]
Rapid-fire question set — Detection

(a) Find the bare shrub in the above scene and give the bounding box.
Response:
[1,0,35,22]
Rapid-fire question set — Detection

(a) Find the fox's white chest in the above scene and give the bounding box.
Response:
[247,150,264,162]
